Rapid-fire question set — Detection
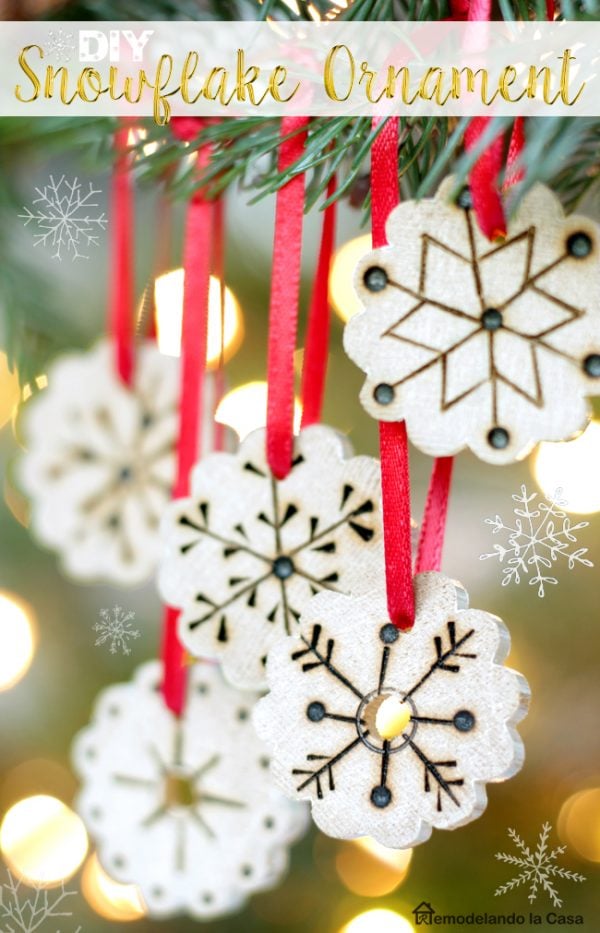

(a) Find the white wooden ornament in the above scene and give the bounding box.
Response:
[73,661,308,920]
[344,177,600,464]
[158,425,384,691]
[254,572,529,849]
[19,339,179,585]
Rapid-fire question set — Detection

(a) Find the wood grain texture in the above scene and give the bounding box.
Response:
[73,660,307,919]
[345,177,600,464]
[254,572,529,849]
[159,424,385,690]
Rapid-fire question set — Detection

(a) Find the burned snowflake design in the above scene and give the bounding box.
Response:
[159,425,383,690]
[73,661,307,919]
[345,177,600,464]
[255,573,529,849]
[20,339,179,585]
[19,175,107,262]
[495,822,586,907]
[94,606,141,655]
[0,868,81,933]
[480,485,592,597]
[44,29,76,61]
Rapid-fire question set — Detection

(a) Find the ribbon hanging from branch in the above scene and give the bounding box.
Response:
[109,121,135,385]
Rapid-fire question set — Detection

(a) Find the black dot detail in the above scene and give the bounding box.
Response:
[273,556,295,580]
[113,855,126,868]
[481,308,503,331]
[307,701,326,722]
[141,412,154,429]
[237,709,249,721]
[196,683,208,695]
[567,231,593,258]
[202,893,214,904]
[583,354,600,378]
[379,623,399,644]
[364,266,388,293]
[107,514,120,529]
[259,756,270,769]
[264,816,275,829]
[152,887,164,898]
[456,186,473,210]
[370,785,392,808]
[118,466,133,482]
[241,865,253,877]
[487,427,510,450]
[454,709,476,732]
[374,383,395,406]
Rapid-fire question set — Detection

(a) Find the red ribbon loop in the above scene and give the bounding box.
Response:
[110,122,135,385]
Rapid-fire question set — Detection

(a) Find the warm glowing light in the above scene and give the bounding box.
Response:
[533,421,600,513]
[82,853,146,921]
[329,234,372,323]
[341,908,415,933]
[336,838,412,898]
[21,374,48,404]
[0,796,88,885]
[216,381,302,441]
[0,592,35,690]
[0,352,20,430]
[154,268,243,366]
[376,696,412,740]
[558,788,600,863]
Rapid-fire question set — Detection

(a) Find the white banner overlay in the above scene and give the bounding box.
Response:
[0,21,598,120]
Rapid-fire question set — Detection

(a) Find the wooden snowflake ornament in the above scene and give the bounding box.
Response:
[158,425,384,690]
[345,178,600,464]
[254,573,529,849]
[20,339,178,585]
[73,661,307,919]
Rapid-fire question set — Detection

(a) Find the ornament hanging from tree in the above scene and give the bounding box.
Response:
[73,661,307,919]
[255,573,529,849]
[20,339,178,585]
[159,424,384,690]
[345,177,600,464]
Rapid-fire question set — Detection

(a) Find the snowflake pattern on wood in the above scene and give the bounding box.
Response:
[345,177,600,464]
[495,822,586,907]
[19,175,107,262]
[0,869,81,933]
[72,661,307,919]
[159,425,384,690]
[20,340,178,585]
[480,485,592,597]
[255,573,529,849]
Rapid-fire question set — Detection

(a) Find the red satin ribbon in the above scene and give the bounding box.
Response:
[266,116,310,480]
[371,118,415,631]
[161,140,214,717]
[301,175,337,429]
[110,122,135,384]
[415,458,455,574]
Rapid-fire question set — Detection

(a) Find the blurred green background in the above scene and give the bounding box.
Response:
[0,126,598,932]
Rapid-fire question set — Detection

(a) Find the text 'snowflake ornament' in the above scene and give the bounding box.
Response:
[158,425,384,690]
[345,178,600,464]
[20,339,178,585]
[254,573,529,849]
[73,661,307,920]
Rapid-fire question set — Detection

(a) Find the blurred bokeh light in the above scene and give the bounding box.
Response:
[329,234,371,323]
[533,421,600,513]
[0,352,20,430]
[558,788,600,863]
[216,381,302,441]
[0,795,88,885]
[154,268,243,366]
[335,837,412,897]
[82,853,146,922]
[340,908,414,933]
[0,591,35,691]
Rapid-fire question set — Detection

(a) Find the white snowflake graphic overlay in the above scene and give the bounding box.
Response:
[345,177,600,464]
[19,176,107,262]
[495,822,586,907]
[44,29,76,61]
[480,485,593,597]
[0,868,82,933]
[94,606,141,656]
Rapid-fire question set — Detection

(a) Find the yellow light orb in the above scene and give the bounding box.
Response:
[354,836,413,874]
[341,908,415,933]
[329,234,372,323]
[533,421,600,513]
[216,381,302,441]
[82,853,146,921]
[558,788,600,863]
[336,837,412,898]
[0,592,35,691]
[154,268,243,366]
[0,795,88,886]
[0,352,20,430]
